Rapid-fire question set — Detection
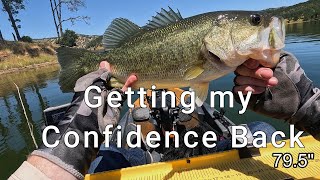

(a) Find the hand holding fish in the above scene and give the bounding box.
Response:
[233,59,278,95]
[99,61,138,92]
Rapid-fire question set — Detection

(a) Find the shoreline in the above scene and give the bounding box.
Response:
[0,61,60,75]
[286,19,319,25]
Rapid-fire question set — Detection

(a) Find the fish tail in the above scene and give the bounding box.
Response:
[57,47,103,92]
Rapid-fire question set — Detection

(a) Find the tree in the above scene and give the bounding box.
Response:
[1,0,24,41]
[49,0,89,39]
[59,29,78,47]
[21,35,32,43]
[49,0,60,39]
[0,29,4,42]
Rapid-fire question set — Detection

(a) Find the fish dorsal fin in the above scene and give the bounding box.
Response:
[103,18,141,50]
[143,7,183,30]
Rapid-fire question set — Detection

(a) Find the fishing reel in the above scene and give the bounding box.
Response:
[131,89,192,132]
[146,89,181,130]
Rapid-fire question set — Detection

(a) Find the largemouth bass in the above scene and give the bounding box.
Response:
[57,7,285,106]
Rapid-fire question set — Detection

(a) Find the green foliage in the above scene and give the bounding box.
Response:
[85,36,102,49]
[3,0,25,14]
[1,0,25,27]
[264,0,320,22]
[21,35,32,43]
[60,30,78,47]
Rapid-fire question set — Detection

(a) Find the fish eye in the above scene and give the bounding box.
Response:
[250,14,262,26]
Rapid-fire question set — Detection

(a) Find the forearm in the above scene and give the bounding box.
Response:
[28,155,77,179]
[9,156,76,180]
[291,87,320,139]
[10,69,120,179]
[31,91,104,178]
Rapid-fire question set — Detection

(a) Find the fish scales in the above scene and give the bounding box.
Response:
[57,9,285,105]
[106,14,214,88]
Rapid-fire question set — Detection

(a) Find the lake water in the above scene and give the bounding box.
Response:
[0,21,320,179]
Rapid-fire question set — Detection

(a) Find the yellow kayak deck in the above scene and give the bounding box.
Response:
[85,135,320,180]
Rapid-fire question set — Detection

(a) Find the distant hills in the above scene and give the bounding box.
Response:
[264,0,320,22]
[35,0,319,49]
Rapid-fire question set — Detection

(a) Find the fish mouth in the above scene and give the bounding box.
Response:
[205,49,235,70]
[206,49,229,67]
[201,43,223,64]
[248,16,286,67]
[208,50,220,61]
[268,17,286,50]
[263,17,286,67]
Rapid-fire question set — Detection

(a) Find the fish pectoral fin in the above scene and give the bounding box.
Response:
[184,65,204,80]
[103,18,141,51]
[190,82,209,107]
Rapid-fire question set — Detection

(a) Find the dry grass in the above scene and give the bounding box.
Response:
[0,41,58,71]
[0,53,57,71]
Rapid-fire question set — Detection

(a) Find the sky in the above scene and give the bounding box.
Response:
[0,0,307,40]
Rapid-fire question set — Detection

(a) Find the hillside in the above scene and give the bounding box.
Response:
[34,0,320,50]
[264,0,320,22]
[0,41,57,73]
[34,34,102,49]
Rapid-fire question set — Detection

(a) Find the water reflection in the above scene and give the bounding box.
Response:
[0,65,73,178]
[285,21,320,87]
[286,21,320,45]
[286,21,320,36]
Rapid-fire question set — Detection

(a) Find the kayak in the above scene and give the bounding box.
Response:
[85,135,320,180]
[44,88,320,179]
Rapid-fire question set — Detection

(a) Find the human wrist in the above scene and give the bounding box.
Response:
[33,69,122,177]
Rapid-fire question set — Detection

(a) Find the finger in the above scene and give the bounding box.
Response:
[243,59,260,69]
[233,85,266,95]
[235,76,278,87]
[99,61,111,71]
[122,74,138,92]
[267,77,278,86]
[235,65,274,80]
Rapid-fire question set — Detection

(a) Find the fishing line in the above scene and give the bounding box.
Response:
[13,82,38,149]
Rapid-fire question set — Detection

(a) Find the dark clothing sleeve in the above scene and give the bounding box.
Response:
[235,51,320,140]
[31,69,124,179]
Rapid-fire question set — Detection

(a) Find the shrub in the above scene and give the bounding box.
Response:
[12,43,26,55]
[60,30,78,47]
[26,46,40,57]
[41,46,56,55]
[86,36,103,49]
[21,36,33,43]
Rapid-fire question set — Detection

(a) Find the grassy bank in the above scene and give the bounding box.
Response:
[0,41,58,73]
[0,54,58,73]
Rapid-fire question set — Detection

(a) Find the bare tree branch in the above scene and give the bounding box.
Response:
[52,0,85,13]
[0,29,4,42]
[54,0,63,36]
[62,0,85,12]
[49,0,89,37]
[51,0,62,13]
[49,0,60,38]
[57,15,90,27]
